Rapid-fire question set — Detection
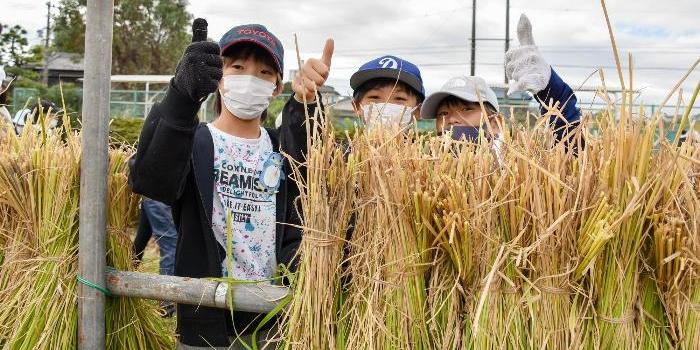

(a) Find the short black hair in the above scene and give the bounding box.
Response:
[437,95,497,115]
[213,42,282,120]
[352,77,425,104]
[30,99,61,123]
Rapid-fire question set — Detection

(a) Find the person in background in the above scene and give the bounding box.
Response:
[131,197,178,317]
[12,99,64,135]
[420,14,582,149]
[0,66,12,126]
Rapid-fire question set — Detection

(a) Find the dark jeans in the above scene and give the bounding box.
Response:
[134,198,178,276]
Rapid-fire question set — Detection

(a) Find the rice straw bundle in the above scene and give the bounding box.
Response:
[413,141,492,349]
[277,88,700,349]
[506,127,581,349]
[104,148,174,349]
[648,129,700,349]
[281,105,356,350]
[637,273,671,350]
[0,122,81,349]
[435,140,528,350]
[581,95,663,349]
[341,128,432,350]
[0,116,173,349]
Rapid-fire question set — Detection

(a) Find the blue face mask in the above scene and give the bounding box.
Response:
[449,125,493,142]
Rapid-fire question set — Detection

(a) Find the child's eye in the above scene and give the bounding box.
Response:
[232,64,244,70]
[261,70,273,76]
[395,97,407,102]
[437,111,448,118]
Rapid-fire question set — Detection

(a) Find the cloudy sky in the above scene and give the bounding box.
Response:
[3,0,699,111]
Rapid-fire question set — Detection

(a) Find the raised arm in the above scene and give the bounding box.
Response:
[129,19,223,204]
[505,14,583,147]
[280,38,334,164]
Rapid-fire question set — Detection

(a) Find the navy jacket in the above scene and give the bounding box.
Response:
[537,68,584,148]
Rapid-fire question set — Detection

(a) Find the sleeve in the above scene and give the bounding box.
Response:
[278,93,324,166]
[132,204,152,263]
[128,81,202,205]
[535,68,584,148]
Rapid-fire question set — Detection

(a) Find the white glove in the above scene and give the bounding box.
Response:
[505,14,551,96]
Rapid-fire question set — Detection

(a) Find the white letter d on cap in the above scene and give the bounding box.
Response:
[379,57,398,69]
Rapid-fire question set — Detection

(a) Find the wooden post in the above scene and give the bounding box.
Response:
[106,270,289,314]
[78,0,114,348]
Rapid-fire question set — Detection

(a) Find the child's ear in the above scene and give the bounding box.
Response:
[218,77,225,91]
[352,98,361,116]
[272,75,284,97]
[272,77,283,97]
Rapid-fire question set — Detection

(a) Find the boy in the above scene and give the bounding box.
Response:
[129,20,331,348]
[291,53,425,130]
[350,56,425,128]
[420,76,504,141]
[420,15,582,145]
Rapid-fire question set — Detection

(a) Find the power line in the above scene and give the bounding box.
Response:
[510,5,688,14]
[330,47,698,57]
[329,62,695,72]
[331,44,699,55]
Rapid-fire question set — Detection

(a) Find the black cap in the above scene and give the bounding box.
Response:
[219,24,284,78]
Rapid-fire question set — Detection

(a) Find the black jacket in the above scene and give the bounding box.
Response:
[129,84,317,347]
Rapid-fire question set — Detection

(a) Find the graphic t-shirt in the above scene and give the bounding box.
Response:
[207,124,283,281]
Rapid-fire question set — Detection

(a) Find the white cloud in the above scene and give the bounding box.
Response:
[2,0,698,110]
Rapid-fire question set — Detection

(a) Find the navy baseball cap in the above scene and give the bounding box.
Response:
[219,24,284,78]
[350,55,425,99]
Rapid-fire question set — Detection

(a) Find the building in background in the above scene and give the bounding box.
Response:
[26,52,84,85]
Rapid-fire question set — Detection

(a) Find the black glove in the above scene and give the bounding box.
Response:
[172,41,223,103]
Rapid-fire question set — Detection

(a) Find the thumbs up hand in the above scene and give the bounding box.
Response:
[292,38,334,102]
[172,18,223,103]
[505,14,551,96]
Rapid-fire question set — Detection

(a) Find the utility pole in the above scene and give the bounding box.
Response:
[470,0,476,76]
[41,2,52,86]
[504,0,510,84]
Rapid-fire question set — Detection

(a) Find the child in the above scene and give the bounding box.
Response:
[289,53,425,130]
[420,75,504,141]
[351,55,425,128]
[129,20,329,348]
[421,14,582,147]
[0,66,10,125]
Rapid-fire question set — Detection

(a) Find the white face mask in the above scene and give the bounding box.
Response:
[361,103,416,129]
[220,75,276,120]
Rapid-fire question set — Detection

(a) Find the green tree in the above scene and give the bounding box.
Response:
[0,24,31,66]
[52,0,86,55]
[53,0,192,74]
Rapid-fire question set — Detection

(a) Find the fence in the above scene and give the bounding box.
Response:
[11,87,698,124]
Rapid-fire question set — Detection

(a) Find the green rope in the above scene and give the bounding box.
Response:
[77,275,113,297]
